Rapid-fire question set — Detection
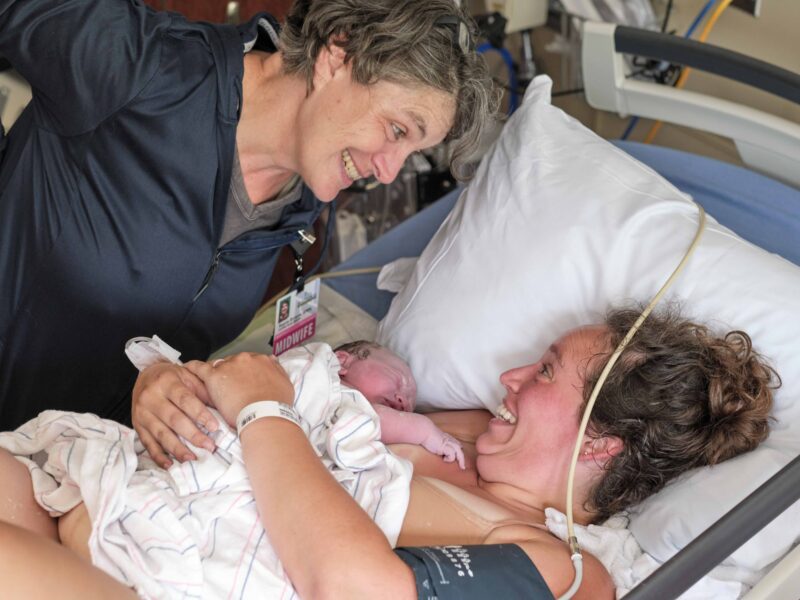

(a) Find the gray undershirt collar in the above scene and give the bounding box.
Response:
[219,147,302,246]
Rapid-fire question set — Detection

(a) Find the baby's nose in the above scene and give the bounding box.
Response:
[394,395,412,412]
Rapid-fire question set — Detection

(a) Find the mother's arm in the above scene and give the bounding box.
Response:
[186,354,417,600]
[519,536,616,600]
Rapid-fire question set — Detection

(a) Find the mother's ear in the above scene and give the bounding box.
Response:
[579,435,623,466]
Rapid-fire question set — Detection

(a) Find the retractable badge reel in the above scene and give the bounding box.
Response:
[271,229,322,355]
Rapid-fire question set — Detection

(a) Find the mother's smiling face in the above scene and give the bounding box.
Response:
[294,44,456,202]
[475,326,610,483]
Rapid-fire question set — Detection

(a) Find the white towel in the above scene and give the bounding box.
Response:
[545,507,752,598]
[0,343,412,599]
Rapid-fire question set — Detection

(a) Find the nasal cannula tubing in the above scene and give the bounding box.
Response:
[557,203,707,600]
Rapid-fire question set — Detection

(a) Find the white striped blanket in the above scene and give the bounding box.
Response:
[0,343,412,599]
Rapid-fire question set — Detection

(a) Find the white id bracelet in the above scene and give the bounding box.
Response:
[236,401,302,436]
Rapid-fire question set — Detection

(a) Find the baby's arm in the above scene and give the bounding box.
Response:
[374,405,465,469]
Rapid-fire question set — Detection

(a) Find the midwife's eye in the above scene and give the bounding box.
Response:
[391,123,406,140]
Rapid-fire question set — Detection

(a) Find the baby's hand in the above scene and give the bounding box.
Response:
[374,406,466,469]
[422,431,466,470]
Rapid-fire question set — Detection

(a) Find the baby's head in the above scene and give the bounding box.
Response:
[334,341,417,412]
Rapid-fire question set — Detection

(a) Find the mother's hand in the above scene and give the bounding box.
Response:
[185,353,294,428]
[132,363,218,468]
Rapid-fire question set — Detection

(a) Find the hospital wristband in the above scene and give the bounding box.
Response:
[236,401,302,436]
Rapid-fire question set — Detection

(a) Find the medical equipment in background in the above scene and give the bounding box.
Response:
[581,21,800,187]
[544,0,660,93]
[333,210,368,265]
[332,171,416,263]
[471,0,548,84]
[640,0,739,144]
[731,0,763,17]
[558,0,658,28]
[621,0,719,141]
[329,140,464,268]
[543,0,766,118]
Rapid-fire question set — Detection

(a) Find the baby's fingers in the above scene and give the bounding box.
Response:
[440,436,466,470]
[454,447,466,470]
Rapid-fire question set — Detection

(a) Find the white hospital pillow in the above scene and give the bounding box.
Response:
[377,76,800,575]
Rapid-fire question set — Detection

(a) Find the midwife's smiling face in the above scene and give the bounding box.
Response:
[293,44,455,202]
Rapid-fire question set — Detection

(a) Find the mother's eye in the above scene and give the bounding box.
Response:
[538,363,553,379]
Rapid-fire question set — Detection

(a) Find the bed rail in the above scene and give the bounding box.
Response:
[581,21,800,187]
[613,26,799,104]
[625,453,800,599]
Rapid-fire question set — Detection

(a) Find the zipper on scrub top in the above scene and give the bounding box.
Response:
[191,228,314,302]
[192,250,222,302]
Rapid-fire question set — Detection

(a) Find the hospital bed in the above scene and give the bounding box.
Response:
[321,155,800,598]
[319,23,800,600]
[219,21,800,599]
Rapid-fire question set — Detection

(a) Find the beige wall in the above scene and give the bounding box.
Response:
[502,1,800,164]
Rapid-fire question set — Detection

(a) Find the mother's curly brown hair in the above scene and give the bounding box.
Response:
[585,307,779,523]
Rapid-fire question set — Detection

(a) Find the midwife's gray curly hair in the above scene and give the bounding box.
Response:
[280,0,499,180]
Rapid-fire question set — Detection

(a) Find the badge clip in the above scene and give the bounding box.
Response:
[289,229,316,294]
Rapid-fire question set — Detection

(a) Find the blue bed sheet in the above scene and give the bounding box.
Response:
[615,141,800,266]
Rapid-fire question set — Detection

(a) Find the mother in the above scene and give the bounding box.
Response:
[0,308,776,597]
[0,0,494,429]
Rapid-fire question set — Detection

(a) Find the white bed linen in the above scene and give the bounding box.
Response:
[545,508,762,599]
[376,75,800,581]
[0,343,412,599]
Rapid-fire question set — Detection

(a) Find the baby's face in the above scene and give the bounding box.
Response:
[336,347,417,412]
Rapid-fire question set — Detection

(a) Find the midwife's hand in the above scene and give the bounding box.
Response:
[132,363,219,468]
[422,430,466,470]
[184,353,294,428]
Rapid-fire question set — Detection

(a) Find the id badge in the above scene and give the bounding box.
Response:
[272,279,321,355]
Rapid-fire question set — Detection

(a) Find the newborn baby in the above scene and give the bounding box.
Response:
[335,340,464,469]
[125,336,464,468]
